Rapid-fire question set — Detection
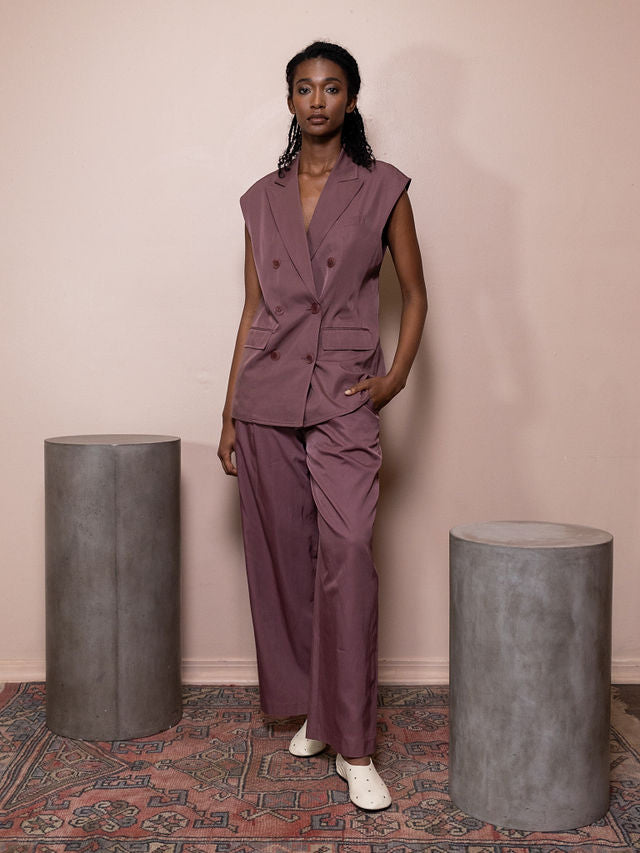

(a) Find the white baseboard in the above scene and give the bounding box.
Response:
[2,658,639,685]
[379,659,450,684]
[611,659,640,684]
[182,658,259,684]
[180,658,451,685]
[0,660,47,682]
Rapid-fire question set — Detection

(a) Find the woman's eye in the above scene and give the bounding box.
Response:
[326,87,339,94]
[297,86,311,95]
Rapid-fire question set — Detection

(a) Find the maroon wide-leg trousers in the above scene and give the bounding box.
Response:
[235,401,381,757]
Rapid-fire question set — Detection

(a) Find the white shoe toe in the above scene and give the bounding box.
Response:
[288,720,326,756]
[335,753,392,810]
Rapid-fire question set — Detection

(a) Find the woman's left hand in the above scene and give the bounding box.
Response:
[345,373,406,411]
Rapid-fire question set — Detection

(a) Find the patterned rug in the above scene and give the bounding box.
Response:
[0,682,639,852]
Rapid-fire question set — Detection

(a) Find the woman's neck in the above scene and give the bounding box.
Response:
[298,137,342,176]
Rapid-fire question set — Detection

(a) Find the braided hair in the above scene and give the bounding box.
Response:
[278,41,375,173]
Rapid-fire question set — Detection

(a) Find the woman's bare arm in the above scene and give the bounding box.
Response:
[346,192,428,408]
[217,227,262,475]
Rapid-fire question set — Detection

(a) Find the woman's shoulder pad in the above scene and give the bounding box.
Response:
[369,159,409,181]
[240,168,281,203]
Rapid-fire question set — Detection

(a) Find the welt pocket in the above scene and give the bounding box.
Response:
[245,327,274,350]
[321,326,374,351]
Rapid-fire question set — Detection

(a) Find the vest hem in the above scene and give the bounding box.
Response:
[232,395,369,429]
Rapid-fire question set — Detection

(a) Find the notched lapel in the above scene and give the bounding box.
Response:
[266,163,315,296]
[307,151,363,260]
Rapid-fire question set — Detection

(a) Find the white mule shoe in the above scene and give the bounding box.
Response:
[335,753,392,810]
[288,720,326,757]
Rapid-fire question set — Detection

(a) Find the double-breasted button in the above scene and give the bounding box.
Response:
[310,302,320,314]
[275,305,284,315]
[304,354,314,364]
[269,350,280,361]
[272,259,280,269]
[327,257,336,268]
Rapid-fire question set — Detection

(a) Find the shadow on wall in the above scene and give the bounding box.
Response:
[374,43,537,622]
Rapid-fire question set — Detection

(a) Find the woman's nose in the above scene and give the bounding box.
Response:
[311,90,325,108]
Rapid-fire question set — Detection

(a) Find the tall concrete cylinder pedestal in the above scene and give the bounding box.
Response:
[449,521,612,831]
[45,434,182,740]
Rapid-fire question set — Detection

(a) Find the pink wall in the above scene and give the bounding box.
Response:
[2,0,639,682]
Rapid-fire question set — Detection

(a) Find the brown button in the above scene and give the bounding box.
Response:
[272,259,280,269]
[269,350,280,360]
[304,354,314,364]
[275,305,284,315]
[327,257,336,268]
[310,302,320,314]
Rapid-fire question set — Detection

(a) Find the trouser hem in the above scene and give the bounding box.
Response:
[307,725,378,757]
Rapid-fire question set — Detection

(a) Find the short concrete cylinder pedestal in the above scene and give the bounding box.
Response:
[45,434,182,740]
[449,521,612,831]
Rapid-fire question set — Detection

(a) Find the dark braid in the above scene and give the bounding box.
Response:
[278,41,375,174]
[280,117,302,171]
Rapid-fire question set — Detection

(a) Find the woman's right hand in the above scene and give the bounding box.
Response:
[217,419,238,476]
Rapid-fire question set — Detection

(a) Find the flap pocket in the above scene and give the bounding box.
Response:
[322,326,374,351]
[245,327,273,350]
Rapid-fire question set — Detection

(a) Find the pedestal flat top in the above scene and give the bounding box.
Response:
[45,434,180,446]
[450,520,612,548]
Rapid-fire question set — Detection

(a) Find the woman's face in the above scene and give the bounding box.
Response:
[288,57,356,139]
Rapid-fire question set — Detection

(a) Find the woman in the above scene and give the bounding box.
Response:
[218,40,427,809]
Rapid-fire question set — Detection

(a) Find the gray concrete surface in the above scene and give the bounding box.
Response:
[45,435,182,740]
[449,520,612,831]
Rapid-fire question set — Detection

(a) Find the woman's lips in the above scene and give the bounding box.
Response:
[308,116,328,124]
